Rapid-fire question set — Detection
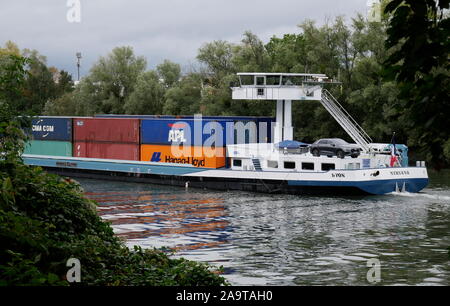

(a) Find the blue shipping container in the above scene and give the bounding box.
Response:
[141,119,231,146]
[29,117,72,141]
[141,118,274,146]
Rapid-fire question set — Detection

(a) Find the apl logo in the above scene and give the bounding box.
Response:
[168,123,187,143]
[150,152,162,162]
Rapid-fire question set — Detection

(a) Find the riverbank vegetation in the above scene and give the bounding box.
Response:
[1,1,448,169]
[0,55,228,286]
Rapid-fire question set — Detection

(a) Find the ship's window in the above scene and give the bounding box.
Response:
[282,76,304,85]
[267,160,278,168]
[284,161,296,169]
[240,75,254,86]
[302,162,314,170]
[321,163,335,171]
[233,159,242,167]
[347,163,360,170]
[256,76,265,86]
[266,75,281,85]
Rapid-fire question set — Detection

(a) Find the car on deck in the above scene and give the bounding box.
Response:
[310,138,361,158]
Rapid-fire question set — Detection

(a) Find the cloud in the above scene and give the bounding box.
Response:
[0,0,367,77]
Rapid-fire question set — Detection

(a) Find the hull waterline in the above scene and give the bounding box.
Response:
[23,155,429,196]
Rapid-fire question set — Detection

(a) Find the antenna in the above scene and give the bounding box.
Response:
[76,52,82,81]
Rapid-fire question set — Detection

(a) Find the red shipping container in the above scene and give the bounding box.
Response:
[73,118,140,143]
[73,142,140,161]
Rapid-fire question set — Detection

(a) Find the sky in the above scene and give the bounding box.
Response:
[0,0,370,78]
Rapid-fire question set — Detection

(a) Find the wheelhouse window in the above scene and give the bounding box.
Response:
[266,75,281,86]
[302,162,314,170]
[281,76,304,86]
[240,75,254,86]
[233,159,242,167]
[321,163,335,171]
[284,161,296,169]
[256,76,265,86]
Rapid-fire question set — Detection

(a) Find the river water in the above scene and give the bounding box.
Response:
[78,171,450,286]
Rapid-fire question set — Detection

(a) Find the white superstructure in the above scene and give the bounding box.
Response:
[229,72,418,174]
[232,73,327,144]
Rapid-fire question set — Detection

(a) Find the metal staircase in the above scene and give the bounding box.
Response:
[320,89,372,152]
[252,159,262,171]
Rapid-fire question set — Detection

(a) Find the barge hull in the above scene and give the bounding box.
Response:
[23,155,428,196]
[41,166,369,196]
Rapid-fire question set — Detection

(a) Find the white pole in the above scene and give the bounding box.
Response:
[283,99,293,140]
[274,100,284,143]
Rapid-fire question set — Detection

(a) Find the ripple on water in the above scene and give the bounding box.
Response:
[77,176,450,286]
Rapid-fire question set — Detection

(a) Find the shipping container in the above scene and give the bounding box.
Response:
[73,118,140,143]
[96,114,275,144]
[140,119,229,146]
[24,140,72,157]
[140,144,226,169]
[140,118,274,146]
[73,142,140,161]
[28,117,72,141]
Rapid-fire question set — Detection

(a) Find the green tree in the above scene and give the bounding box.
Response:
[157,59,181,88]
[85,46,147,114]
[299,19,341,80]
[197,40,235,85]
[163,73,202,115]
[383,0,450,168]
[43,92,77,116]
[0,54,28,112]
[55,70,74,96]
[0,41,20,57]
[124,71,165,114]
[15,49,57,115]
[233,31,271,72]
[266,34,308,72]
[196,32,274,117]
[0,54,30,164]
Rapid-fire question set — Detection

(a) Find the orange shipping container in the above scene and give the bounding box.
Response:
[140,144,226,169]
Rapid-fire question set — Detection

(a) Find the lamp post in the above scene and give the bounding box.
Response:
[76,52,82,81]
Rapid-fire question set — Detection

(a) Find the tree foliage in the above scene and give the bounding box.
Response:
[1,42,74,116]
[163,73,202,115]
[157,60,181,88]
[383,0,450,168]
[88,46,147,114]
[124,70,165,115]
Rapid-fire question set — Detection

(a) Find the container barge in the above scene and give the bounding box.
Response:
[23,73,429,195]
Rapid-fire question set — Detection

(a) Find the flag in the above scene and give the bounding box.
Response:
[390,132,398,167]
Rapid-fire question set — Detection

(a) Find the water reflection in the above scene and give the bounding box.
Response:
[85,187,230,252]
[79,172,450,286]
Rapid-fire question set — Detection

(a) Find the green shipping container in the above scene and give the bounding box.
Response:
[24,140,72,157]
